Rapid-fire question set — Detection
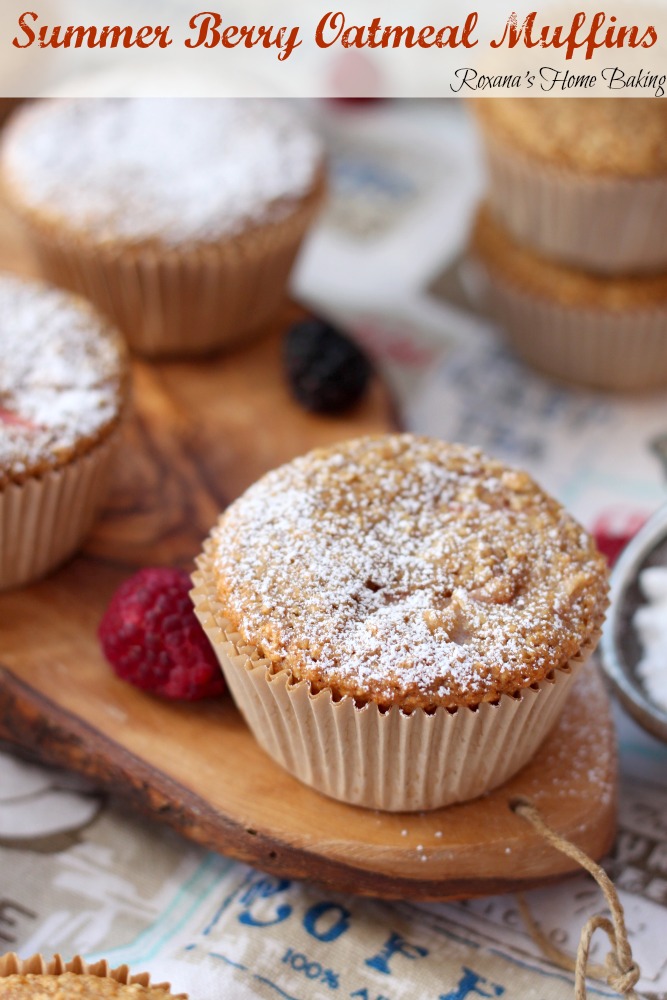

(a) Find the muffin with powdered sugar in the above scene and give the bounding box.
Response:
[192,433,608,811]
[0,272,127,589]
[1,98,325,357]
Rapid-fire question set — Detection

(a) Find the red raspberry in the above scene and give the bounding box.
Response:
[593,529,633,568]
[592,510,647,568]
[99,568,225,700]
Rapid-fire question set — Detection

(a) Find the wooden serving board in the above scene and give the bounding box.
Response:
[0,205,617,900]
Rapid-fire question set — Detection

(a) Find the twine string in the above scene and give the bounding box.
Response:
[512,797,641,1000]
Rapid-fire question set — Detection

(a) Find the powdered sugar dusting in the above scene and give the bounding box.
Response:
[2,98,322,245]
[210,435,608,709]
[633,566,667,712]
[520,661,614,806]
[0,274,125,485]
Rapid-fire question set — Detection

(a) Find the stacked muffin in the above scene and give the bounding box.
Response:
[470,99,667,391]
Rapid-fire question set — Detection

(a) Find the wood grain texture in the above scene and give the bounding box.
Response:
[0,201,617,900]
[0,643,616,901]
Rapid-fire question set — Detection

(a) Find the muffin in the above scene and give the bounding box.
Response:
[192,434,608,811]
[0,974,178,999]
[1,98,325,358]
[0,272,127,589]
[0,99,21,129]
[471,204,667,391]
[0,954,184,999]
[472,98,667,275]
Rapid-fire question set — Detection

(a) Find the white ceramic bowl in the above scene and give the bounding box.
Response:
[600,503,667,743]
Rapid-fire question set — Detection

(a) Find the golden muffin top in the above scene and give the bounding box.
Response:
[208,434,608,710]
[473,98,667,177]
[471,204,667,310]
[0,973,179,999]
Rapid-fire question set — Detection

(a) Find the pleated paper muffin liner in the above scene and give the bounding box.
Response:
[192,548,596,812]
[0,434,118,591]
[482,133,667,276]
[0,952,185,997]
[10,184,324,359]
[475,257,667,392]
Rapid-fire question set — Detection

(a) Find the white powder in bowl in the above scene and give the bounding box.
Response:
[633,566,667,712]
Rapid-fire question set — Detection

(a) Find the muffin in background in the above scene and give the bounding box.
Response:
[0,98,325,358]
[0,99,21,129]
[192,434,608,811]
[0,272,127,589]
[472,98,667,275]
[470,204,667,392]
[0,953,185,998]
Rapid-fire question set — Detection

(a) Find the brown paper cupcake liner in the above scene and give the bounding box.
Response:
[0,952,185,997]
[10,187,323,359]
[475,258,667,392]
[0,434,118,591]
[192,547,595,812]
[482,134,667,276]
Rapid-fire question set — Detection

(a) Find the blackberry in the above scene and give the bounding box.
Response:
[284,317,372,414]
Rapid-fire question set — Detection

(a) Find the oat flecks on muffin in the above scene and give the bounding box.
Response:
[210,435,608,710]
[471,204,667,312]
[473,97,667,177]
[1,98,322,246]
[0,972,175,998]
[0,273,126,488]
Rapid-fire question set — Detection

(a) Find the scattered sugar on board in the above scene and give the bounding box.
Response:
[3,98,321,245]
[211,436,608,708]
[0,274,124,484]
[633,566,667,712]
[519,664,612,805]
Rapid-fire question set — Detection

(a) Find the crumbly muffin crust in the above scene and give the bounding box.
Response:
[473,98,667,177]
[0,973,175,999]
[0,273,127,488]
[209,434,608,710]
[1,98,323,247]
[472,205,667,311]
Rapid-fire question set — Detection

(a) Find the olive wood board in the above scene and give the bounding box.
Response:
[0,203,617,900]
